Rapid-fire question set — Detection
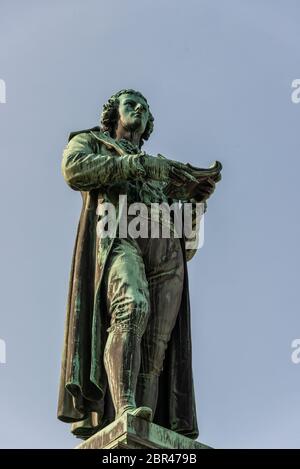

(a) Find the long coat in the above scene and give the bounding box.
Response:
[57,128,199,439]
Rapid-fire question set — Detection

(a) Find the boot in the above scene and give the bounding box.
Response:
[104,328,152,422]
[135,372,159,416]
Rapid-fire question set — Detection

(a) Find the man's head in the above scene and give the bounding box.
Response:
[100,89,154,147]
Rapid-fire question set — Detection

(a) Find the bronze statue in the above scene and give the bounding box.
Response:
[57,89,221,440]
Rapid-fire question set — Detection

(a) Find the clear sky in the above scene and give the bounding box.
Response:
[0,0,299,448]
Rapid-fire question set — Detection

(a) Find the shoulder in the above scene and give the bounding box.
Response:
[67,128,113,149]
[64,128,117,156]
[68,126,100,142]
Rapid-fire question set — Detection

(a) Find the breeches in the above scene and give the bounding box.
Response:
[103,227,184,379]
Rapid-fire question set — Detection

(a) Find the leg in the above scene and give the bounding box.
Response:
[103,237,152,420]
[135,235,184,415]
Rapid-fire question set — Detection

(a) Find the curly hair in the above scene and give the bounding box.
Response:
[100,89,154,147]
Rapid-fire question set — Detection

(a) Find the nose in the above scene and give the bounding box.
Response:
[135,103,143,113]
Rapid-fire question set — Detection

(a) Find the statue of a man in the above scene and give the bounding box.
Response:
[57,89,221,440]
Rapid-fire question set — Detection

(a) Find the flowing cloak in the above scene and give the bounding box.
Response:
[57,128,199,439]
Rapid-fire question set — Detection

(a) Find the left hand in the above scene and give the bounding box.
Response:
[192,177,216,202]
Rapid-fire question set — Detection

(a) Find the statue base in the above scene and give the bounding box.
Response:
[76,413,210,449]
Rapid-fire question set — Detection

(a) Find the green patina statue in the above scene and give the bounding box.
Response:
[57,89,222,440]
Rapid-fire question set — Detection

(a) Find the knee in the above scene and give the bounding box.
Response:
[109,291,150,335]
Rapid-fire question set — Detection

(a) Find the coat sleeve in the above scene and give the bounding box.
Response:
[61,132,147,191]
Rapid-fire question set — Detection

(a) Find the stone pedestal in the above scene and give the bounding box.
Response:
[76,413,210,449]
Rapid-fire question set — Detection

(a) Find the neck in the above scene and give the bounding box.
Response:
[114,124,142,148]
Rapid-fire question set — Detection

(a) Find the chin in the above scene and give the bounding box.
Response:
[127,120,142,131]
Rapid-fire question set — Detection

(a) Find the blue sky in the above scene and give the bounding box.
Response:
[0,0,299,448]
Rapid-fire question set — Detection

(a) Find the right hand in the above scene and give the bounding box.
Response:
[143,153,199,185]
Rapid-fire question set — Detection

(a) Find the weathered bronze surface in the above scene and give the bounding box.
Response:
[76,413,211,449]
[57,89,222,441]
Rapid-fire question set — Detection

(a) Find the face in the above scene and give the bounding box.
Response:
[117,93,149,135]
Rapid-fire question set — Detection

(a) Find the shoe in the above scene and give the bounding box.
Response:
[120,405,153,422]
